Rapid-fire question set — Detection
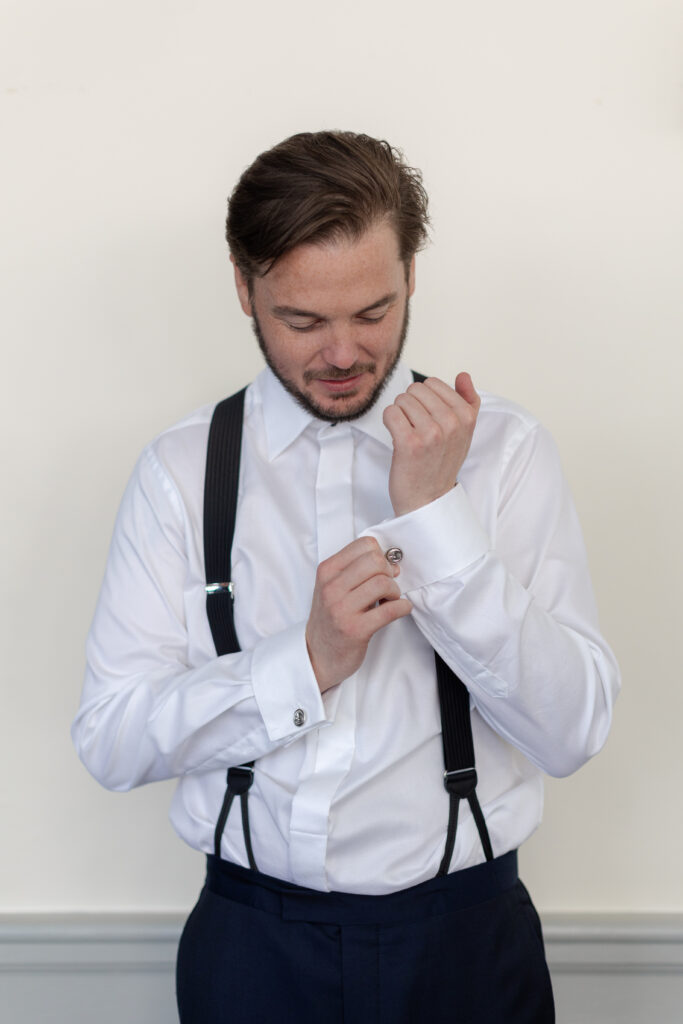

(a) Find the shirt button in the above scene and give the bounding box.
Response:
[293,708,306,727]
[385,547,403,564]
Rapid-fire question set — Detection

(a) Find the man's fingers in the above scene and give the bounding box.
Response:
[417,375,480,415]
[364,596,413,633]
[454,371,480,408]
[391,389,441,431]
[318,536,386,579]
[342,573,404,616]
[388,375,480,434]
[383,403,414,444]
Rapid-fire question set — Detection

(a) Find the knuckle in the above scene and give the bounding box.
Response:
[375,575,398,599]
[371,549,388,573]
[317,556,335,582]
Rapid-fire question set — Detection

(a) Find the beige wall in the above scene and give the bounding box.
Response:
[2,0,681,914]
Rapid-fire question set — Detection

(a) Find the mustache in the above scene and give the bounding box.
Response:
[304,363,376,383]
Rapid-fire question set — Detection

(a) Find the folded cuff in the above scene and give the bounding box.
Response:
[251,623,328,743]
[359,485,489,593]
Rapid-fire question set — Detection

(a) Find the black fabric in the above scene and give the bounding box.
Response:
[203,388,257,869]
[202,375,492,874]
[203,387,246,658]
[204,849,519,923]
[176,852,555,1024]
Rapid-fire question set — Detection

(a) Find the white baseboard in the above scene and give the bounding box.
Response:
[1,914,682,1023]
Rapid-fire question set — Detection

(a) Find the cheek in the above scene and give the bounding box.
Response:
[372,320,403,354]
[264,326,304,366]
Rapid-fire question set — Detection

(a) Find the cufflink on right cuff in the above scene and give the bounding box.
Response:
[385,547,403,564]
[293,708,306,727]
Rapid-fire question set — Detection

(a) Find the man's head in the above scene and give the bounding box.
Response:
[227,131,429,287]
[226,131,429,421]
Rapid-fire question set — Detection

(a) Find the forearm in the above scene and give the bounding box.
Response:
[72,443,326,792]
[361,418,620,777]
[408,553,618,777]
[73,622,326,791]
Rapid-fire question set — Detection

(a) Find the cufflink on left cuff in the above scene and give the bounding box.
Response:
[293,708,306,727]
[385,547,403,565]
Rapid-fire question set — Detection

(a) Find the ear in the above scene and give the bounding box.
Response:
[407,254,416,297]
[231,255,253,316]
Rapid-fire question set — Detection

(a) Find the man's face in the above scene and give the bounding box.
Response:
[233,220,415,422]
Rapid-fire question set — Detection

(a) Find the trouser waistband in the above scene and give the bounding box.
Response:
[205,850,518,926]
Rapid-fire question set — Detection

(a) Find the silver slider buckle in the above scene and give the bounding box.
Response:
[205,581,234,598]
[443,767,477,797]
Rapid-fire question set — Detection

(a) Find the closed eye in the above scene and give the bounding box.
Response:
[356,312,387,324]
[285,320,323,333]
[285,312,386,332]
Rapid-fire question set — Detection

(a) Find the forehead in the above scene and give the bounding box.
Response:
[255,221,404,313]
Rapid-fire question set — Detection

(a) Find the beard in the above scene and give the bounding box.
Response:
[251,298,411,423]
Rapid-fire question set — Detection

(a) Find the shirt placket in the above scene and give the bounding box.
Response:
[288,423,359,890]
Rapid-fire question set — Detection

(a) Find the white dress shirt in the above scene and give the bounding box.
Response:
[72,362,620,895]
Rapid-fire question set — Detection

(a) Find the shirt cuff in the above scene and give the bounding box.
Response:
[251,623,328,743]
[359,485,490,593]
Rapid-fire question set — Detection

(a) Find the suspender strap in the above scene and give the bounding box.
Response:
[203,388,257,871]
[410,372,493,871]
[435,653,493,873]
[203,375,492,878]
[204,388,246,658]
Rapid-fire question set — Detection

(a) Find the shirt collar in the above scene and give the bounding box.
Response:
[253,362,415,461]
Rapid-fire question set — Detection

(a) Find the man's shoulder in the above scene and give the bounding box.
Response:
[137,384,256,499]
[146,401,215,465]
[477,391,540,434]
[147,383,255,462]
[466,391,546,479]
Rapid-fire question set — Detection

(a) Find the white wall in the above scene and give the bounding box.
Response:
[1,0,681,915]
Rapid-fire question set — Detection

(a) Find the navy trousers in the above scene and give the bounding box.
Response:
[176,851,554,1023]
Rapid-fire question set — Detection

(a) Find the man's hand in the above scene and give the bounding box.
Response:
[305,537,413,693]
[383,372,480,517]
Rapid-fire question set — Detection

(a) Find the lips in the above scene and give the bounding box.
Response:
[314,374,364,393]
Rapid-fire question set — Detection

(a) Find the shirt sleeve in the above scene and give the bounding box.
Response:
[71,444,327,792]
[360,423,620,779]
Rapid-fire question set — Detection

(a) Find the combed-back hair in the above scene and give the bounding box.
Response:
[226,130,429,282]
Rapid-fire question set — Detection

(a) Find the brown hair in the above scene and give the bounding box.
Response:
[226,130,429,282]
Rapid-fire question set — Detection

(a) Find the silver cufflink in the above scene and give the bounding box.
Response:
[385,547,403,564]
[293,708,306,727]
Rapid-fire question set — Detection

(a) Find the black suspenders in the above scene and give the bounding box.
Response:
[203,376,493,878]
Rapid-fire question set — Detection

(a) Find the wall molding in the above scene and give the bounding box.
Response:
[545,914,683,973]
[0,914,181,974]
[1,913,682,1022]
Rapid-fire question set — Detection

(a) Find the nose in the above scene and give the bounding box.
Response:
[321,324,359,369]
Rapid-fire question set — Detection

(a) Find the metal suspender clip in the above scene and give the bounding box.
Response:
[205,581,235,598]
[443,766,478,798]
[227,764,254,795]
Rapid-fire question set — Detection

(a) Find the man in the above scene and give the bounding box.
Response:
[73,131,620,1023]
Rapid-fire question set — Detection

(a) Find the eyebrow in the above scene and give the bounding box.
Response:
[272,292,398,320]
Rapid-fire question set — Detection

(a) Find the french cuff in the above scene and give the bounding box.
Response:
[359,485,490,593]
[251,623,327,743]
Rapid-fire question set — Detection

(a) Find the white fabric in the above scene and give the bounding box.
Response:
[72,361,620,895]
